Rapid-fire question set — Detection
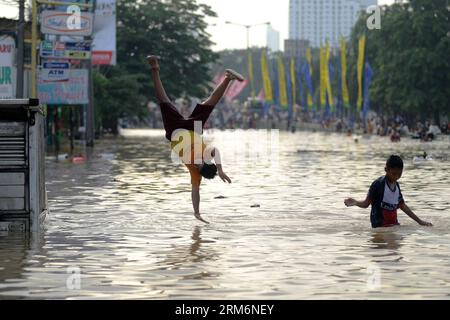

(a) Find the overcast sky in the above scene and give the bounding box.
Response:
[1,0,395,51]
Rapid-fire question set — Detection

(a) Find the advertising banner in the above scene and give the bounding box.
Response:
[40,41,91,60]
[41,10,94,36]
[40,62,70,82]
[0,35,16,99]
[92,0,117,65]
[37,69,88,104]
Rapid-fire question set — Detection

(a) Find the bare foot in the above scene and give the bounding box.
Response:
[194,213,210,224]
[146,55,160,69]
[225,69,245,82]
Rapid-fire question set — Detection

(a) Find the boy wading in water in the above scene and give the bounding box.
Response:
[147,55,244,224]
[344,155,433,228]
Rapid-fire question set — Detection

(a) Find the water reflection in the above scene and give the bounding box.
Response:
[370,231,403,250]
[155,227,220,279]
[0,131,449,299]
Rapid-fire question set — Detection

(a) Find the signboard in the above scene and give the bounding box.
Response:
[40,62,70,82]
[37,69,88,104]
[92,0,116,65]
[0,35,16,99]
[41,10,94,36]
[40,41,91,59]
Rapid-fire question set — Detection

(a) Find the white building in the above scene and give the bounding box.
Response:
[266,25,281,52]
[289,0,378,48]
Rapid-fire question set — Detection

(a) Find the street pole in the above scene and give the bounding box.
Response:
[16,0,25,98]
[86,1,96,147]
[86,58,95,147]
[31,0,38,98]
[225,21,271,101]
[245,26,255,99]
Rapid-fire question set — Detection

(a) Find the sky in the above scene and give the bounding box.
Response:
[1,0,395,51]
[198,0,396,51]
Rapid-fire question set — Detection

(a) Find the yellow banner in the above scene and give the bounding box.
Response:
[277,56,288,108]
[340,37,350,108]
[248,51,255,98]
[290,58,296,107]
[319,46,326,108]
[260,51,273,102]
[306,47,313,109]
[325,41,334,110]
[357,35,366,111]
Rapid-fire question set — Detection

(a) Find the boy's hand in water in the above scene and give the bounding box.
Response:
[218,170,232,184]
[194,213,210,224]
[419,220,433,227]
[344,198,357,207]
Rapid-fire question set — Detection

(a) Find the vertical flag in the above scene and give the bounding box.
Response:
[340,36,350,108]
[286,59,293,118]
[248,51,255,98]
[319,45,326,108]
[277,56,288,109]
[272,57,280,107]
[357,35,366,111]
[325,41,334,110]
[302,62,313,110]
[296,57,305,110]
[290,57,296,107]
[363,61,374,121]
[306,48,313,109]
[260,51,273,103]
[328,58,335,113]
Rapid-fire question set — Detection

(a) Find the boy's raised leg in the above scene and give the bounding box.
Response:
[147,55,171,104]
[201,69,245,106]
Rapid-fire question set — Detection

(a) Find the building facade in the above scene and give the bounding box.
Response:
[266,25,281,52]
[289,0,378,48]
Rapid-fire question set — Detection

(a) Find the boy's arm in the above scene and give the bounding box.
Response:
[191,184,200,215]
[344,196,371,208]
[212,148,231,183]
[399,202,433,226]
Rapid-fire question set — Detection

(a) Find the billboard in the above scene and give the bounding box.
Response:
[40,62,70,82]
[37,69,88,104]
[40,41,91,60]
[92,0,117,65]
[0,35,16,99]
[41,10,94,36]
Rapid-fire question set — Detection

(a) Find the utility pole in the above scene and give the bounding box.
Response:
[86,56,95,147]
[16,0,25,98]
[225,21,271,99]
[86,0,96,147]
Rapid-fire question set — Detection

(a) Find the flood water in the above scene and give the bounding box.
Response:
[1,129,450,299]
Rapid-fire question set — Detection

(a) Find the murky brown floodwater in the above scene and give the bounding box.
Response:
[1,129,450,299]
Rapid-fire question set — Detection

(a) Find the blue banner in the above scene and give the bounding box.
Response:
[302,62,314,110]
[272,58,280,108]
[285,59,293,119]
[296,57,305,110]
[363,62,374,120]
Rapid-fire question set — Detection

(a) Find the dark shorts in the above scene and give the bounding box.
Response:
[159,102,215,141]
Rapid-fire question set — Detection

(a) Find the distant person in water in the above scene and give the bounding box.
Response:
[344,155,433,228]
[147,55,244,224]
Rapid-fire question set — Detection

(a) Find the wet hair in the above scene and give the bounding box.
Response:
[386,155,404,170]
[200,163,217,179]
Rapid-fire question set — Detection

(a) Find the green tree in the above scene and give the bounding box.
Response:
[349,0,450,124]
